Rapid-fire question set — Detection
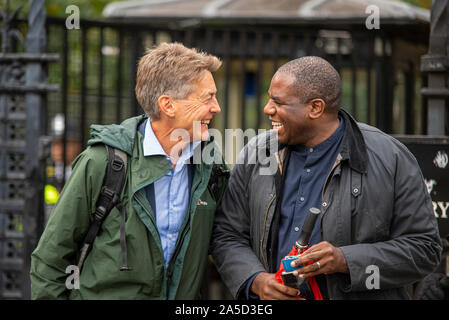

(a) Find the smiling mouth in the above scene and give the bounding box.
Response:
[272,121,283,129]
[201,119,210,128]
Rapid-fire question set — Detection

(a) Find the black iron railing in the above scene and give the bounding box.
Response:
[0,0,58,299]
[44,16,425,189]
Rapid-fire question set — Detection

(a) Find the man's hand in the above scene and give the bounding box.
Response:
[291,241,349,278]
[251,272,303,300]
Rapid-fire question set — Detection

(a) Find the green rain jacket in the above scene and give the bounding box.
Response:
[30,115,228,299]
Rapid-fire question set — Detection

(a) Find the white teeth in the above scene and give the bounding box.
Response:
[272,121,283,128]
[201,120,210,125]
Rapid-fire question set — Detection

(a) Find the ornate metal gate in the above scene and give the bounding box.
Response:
[0,0,57,299]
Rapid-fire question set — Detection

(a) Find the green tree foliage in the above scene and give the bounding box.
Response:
[400,0,432,10]
[0,0,125,19]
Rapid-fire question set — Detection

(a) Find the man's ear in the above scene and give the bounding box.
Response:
[308,98,326,119]
[158,95,175,118]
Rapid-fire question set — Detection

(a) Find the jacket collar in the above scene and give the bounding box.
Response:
[338,108,368,174]
[88,114,147,156]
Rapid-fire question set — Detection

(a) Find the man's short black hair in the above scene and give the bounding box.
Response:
[277,56,341,112]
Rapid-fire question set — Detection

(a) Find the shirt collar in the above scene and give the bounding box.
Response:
[142,118,201,162]
[289,116,345,154]
[143,118,166,157]
[309,115,345,152]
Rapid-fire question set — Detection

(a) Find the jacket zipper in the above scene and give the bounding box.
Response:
[132,165,185,297]
[132,163,171,227]
[166,204,193,293]
[260,194,276,270]
[321,154,342,202]
[166,223,190,281]
[259,150,285,270]
[135,193,158,228]
[166,162,206,296]
[319,154,342,235]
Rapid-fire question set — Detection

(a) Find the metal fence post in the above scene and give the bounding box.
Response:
[23,0,48,299]
[0,0,58,299]
[421,0,449,136]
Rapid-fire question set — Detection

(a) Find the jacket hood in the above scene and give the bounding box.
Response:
[87,115,147,156]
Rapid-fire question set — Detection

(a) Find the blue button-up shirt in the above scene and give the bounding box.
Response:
[141,119,200,268]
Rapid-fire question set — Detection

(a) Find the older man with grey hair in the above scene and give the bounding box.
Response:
[31,43,229,299]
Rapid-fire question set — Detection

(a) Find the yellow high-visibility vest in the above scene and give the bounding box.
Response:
[44,184,60,204]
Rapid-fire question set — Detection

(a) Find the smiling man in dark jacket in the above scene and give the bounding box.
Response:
[211,56,442,300]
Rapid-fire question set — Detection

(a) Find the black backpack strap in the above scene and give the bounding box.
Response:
[77,145,129,272]
[111,148,132,271]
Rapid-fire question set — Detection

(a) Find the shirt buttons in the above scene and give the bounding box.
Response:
[170,204,174,210]
[300,197,305,202]
[353,188,359,194]
[322,201,328,207]
[309,148,314,153]
[306,168,311,173]
[168,234,173,240]
[294,227,300,232]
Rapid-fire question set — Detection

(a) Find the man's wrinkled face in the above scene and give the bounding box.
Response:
[172,70,220,141]
[264,72,312,145]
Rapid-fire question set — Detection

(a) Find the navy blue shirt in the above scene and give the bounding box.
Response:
[245,117,345,299]
[276,117,344,298]
[277,118,344,260]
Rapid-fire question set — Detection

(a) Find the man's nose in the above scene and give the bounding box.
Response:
[211,98,221,114]
[264,101,275,115]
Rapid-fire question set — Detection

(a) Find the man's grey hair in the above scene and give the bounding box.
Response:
[277,56,341,112]
[135,42,222,119]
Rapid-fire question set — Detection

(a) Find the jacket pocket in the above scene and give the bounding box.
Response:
[195,188,217,218]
